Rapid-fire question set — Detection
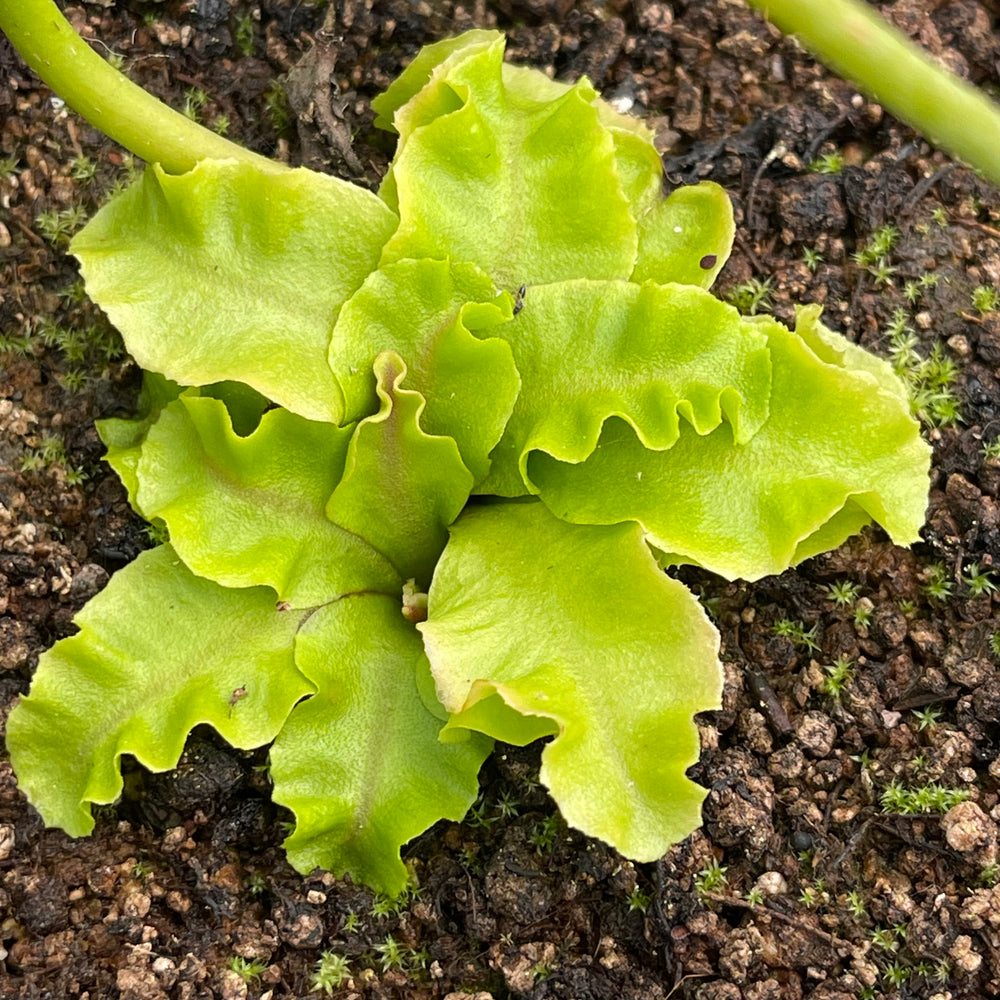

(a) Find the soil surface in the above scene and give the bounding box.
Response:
[4,1,1000,998]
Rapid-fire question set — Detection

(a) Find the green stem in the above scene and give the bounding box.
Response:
[0,0,286,174]
[746,0,1000,189]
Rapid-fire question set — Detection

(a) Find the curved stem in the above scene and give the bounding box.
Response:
[0,0,286,174]
[747,0,1000,189]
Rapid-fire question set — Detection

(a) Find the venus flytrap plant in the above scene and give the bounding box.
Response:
[1,11,931,894]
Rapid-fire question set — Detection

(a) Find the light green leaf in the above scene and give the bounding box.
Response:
[485,69,734,289]
[328,258,519,483]
[371,29,500,133]
[478,280,772,496]
[98,371,183,505]
[790,303,909,402]
[632,182,736,289]
[6,544,313,836]
[381,45,663,226]
[73,159,398,421]
[134,397,401,607]
[271,595,492,895]
[420,502,722,861]
[531,313,931,580]
[378,35,636,288]
[498,63,663,213]
[326,352,474,587]
[131,353,472,604]
[376,34,489,219]
[376,38,731,291]
[100,378,271,517]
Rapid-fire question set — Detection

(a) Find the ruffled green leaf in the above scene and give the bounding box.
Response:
[632,182,735,289]
[497,63,664,214]
[100,377,271,508]
[480,68,734,289]
[372,29,499,133]
[98,371,183,505]
[73,160,398,421]
[478,280,772,496]
[6,545,313,836]
[375,34,731,292]
[271,595,491,895]
[328,258,519,483]
[791,303,909,402]
[530,313,931,580]
[326,352,474,587]
[134,397,401,607]
[420,502,722,861]
[379,35,662,227]
[376,32,498,217]
[378,35,636,288]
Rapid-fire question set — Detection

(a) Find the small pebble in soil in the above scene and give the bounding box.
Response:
[790,829,813,852]
[0,823,14,860]
[942,800,999,863]
[949,933,983,973]
[753,871,788,897]
[795,711,837,758]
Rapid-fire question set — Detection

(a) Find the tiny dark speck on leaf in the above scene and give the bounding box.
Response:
[700,254,717,269]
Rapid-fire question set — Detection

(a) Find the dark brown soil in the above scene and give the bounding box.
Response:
[4,1,1000,998]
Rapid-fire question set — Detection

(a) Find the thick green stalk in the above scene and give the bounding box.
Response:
[747,0,1000,189]
[0,0,286,174]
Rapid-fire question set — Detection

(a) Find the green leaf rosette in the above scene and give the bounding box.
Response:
[7,26,931,895]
